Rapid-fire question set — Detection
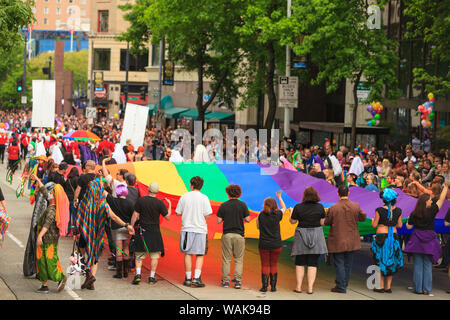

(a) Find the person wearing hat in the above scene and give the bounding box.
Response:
[370,188,404,293]
[130,182,171,285]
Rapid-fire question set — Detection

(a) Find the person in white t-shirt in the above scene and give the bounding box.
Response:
[411,133,421,154]
[101,157,127,197]
[176,176,212,288]
[403,148,417,164]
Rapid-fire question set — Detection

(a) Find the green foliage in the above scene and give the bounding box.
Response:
[60,50,89,89]
[120,0,246,120]
[0,43,26,109]
[234,0,287,129]
[281,0,399,147]
[404,0,450,95]
[434,125,450,151]
[117,0,151,56]
[0,0,34,53]
[286,0,399,101]
[0,50,88,109]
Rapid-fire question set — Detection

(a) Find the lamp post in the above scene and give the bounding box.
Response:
[89,37,94,109]
[283,0,292,137]
[124,41,130,114]
[22,29,27,109]
[48,56,52,80]
[156,37,165,129]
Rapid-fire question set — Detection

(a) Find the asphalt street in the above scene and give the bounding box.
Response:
[0,162,449,301]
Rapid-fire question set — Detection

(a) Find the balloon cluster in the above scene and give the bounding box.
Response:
[418,93,435,128]
[366,102,383,126]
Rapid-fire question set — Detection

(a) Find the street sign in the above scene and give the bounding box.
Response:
[93,71,103,91]
[163,60,174,85]
[278,76,298,108]
[155,109,165,122]
[21,96,27,104]
[203,94,211,103]
[356,81,371,103]
[291,48,307,69]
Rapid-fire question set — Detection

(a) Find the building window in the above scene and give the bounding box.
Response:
[151,44,160,66]
[81,0,86,4]
[69,0,73,3]
[57,0,61,3]
[98,11,109,32]
[44,7,49,14]
[56,7,60,15]
[68,8,72,15]
[44,18,48,25]
[94,49,111,70]
[120,49,149,72]
[81,9,86,16]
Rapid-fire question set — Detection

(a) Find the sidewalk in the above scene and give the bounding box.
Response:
[0,277,16,300]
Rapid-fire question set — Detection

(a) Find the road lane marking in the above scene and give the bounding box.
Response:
[66,288,82,300]
[6,231,24,248]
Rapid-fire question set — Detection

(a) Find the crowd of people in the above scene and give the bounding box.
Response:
[0,108,448,296]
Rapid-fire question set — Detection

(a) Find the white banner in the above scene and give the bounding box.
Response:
[85,107,96,119]
[32,80,55,128]
[120,103,149,150]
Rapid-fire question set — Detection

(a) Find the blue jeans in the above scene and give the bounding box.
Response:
[332,251,355,292]
[413,253,432,293]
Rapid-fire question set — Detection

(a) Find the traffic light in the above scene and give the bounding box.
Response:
[16,79,23,92]
[140,86,147,100]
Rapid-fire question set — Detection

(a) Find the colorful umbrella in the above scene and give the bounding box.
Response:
[62,130,101,141]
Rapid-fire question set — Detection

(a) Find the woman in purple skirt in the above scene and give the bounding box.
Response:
[405,180,449,296]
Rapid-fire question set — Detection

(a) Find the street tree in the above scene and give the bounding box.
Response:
[0,0,33,53]
[404,0,450,95]
[235,0,287,130]
[0,50,88,109]
[283,0,400,149]
[119,0,246,125]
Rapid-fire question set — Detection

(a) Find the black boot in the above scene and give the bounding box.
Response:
[270,273,277,292]
[260,274,269,292]
[113,261,123,279]
[123,259,129,278]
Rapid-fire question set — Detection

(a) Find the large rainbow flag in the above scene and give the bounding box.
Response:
[101,161,450,239]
